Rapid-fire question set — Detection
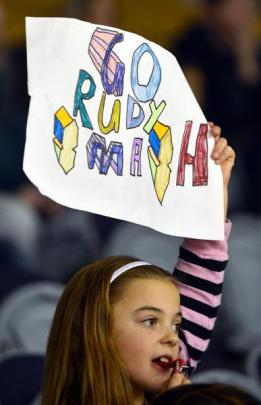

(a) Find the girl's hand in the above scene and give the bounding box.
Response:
[209,122,236,219]
[209,122,235,186]
[161,372,191,394]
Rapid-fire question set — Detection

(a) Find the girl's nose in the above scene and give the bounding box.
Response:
[160,329,179,346]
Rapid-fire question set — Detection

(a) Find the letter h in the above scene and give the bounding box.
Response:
[177,121,208,186]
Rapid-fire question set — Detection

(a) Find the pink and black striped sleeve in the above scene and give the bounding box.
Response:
[173,221,232,375]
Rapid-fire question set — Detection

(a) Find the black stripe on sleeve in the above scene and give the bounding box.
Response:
[180,294,220,318]
[181,317,212,341]
[179,331,204,362]
[174,269,223,295]
[179,246,228,272]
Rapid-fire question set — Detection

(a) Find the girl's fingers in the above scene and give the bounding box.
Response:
[183,378,191,385]
[215,145,235,165]
[209,123,221,141]
[163,373,191,392]
[208,122,235,173]
[212,137,228,159]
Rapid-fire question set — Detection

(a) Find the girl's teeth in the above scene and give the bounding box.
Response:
[160,357,169,363]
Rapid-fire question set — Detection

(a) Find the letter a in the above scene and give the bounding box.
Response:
[130,138,143,176]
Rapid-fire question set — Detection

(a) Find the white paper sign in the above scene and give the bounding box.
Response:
[24,17,224,239]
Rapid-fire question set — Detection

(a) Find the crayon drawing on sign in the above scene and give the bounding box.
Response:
[24,17,224,239]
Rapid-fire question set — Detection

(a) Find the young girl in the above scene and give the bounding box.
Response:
[41,124,235,405]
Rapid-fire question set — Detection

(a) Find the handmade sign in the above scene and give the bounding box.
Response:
[24,17,224,239]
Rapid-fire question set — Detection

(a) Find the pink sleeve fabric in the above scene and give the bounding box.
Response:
[182,220,232,261]
[173,221,231,374]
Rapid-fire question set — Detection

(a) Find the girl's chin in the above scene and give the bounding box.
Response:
[145,376,172,394]
[131,367,172,395]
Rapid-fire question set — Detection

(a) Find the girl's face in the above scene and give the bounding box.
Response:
[111,278,181,398]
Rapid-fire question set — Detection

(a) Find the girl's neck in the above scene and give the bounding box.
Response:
[133,397,145,405]
[132,388,145,405]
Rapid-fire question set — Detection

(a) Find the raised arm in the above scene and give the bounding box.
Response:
[174,124,235,375]
[174,221,231,374]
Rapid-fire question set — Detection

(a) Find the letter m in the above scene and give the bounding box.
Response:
[86,133,123,176]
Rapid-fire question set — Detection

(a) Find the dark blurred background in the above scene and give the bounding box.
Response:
[0,0,260,404]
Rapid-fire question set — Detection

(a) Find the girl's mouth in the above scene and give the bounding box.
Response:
[152,356,189,373]
[152,356,177,369]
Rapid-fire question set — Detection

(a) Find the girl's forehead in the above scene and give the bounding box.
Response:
[115,278,179,308]
[123,276,175,290]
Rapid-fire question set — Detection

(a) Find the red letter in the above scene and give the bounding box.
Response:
[177,121,208,186]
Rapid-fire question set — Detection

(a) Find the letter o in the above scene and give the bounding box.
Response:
[131,43,161,102]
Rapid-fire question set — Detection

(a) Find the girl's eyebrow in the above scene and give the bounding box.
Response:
[134,306,163,313]
[134,306,182,319]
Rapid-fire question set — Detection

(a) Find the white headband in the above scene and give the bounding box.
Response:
[110,261,151,284]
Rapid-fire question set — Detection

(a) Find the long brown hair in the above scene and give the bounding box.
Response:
[41,255,174,405]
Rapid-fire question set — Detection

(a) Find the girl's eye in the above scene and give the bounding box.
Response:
[172,322,181,334]
[143,318,158,328]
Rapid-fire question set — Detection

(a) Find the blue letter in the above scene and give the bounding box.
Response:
[126,95,145,129]
[131,43,161,102]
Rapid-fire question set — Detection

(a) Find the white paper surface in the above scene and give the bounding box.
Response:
[24,17,224,239]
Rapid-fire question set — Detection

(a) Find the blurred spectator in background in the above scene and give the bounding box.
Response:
[65,0,118,25]
[0,3,29,192]
[84,0,118,26]
[171,0,261,215]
